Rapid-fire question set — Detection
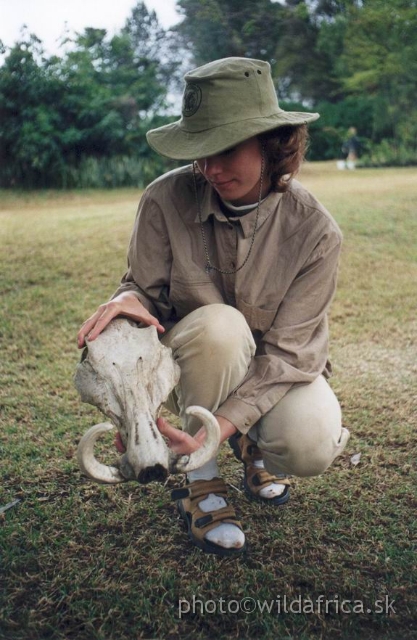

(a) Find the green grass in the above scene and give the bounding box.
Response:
[1,163,416,639]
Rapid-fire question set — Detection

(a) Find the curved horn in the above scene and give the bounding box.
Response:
[77,423,126,484]
[172,406,221,473]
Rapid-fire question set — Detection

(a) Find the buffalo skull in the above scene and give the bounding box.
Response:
[75,319,220,484]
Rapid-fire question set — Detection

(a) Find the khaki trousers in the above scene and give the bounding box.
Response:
[161,304,349,478]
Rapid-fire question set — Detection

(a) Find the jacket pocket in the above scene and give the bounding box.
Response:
[237,299,277,333]
[170,278,224,318]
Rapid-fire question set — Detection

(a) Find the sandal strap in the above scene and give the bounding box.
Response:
[193,505,239,529]
[192,509,243,540]
[238,434,263,463]
[171,477,228,501]
[229,432,262,464]
[246,466,291,491]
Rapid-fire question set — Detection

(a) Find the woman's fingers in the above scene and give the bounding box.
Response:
[156,417,202,455]
[77,304,117,348]
[77,309,102,348]
[139,308,166,334]
[114,431,126,453]
[83,303,118,343]
[77,294,165,348]
[156,416,180,444]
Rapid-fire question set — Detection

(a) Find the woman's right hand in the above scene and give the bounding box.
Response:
[77,292,165,349]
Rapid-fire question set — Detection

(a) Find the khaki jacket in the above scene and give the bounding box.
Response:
[114,165,342,432]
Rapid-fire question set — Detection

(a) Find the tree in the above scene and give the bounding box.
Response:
[0,32,66,187]
[272,0,366,102]
[340,0,417,146]
[0,2,180,188]
[174,0,285,65]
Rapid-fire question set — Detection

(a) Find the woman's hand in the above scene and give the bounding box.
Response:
[156,414,237,456]
[157,416,206,455]
[77,291,165,349]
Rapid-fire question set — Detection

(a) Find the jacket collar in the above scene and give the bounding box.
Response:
[194,178,284,239]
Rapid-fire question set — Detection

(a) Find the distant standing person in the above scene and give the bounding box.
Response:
[341,127,360,169]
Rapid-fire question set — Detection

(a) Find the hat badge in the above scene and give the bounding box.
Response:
[182,84,202,118]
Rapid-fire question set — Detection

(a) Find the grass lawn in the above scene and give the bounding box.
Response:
[1,162,416,639]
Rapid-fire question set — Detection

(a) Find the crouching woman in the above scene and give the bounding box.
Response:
[78,57,350,557]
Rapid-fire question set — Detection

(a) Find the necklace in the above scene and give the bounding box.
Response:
[192,147,265,275]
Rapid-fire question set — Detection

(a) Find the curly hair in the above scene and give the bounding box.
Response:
[258,124,309,193]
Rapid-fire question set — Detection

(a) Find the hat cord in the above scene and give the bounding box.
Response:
[192,146,265,276]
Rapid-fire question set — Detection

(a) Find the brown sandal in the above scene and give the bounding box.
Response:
[229,432,290,505]
[171,477,246,557]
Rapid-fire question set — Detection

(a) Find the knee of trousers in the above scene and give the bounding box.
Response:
[167,303,256,363]
[257,378,349,478]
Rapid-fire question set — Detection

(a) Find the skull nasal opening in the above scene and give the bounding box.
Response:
[137,464,168,484]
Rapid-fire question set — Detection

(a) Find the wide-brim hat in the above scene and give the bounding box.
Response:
[146,57,319,161]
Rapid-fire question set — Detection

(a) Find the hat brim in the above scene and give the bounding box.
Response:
[146,110,319,160]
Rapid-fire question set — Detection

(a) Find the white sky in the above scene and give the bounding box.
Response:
[0,0,181,54]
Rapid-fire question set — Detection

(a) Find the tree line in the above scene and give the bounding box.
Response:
[1,0,416,188]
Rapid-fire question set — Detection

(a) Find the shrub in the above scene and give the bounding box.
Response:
[359,140,417,168]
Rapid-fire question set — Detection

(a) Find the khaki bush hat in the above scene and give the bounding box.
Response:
[146,57,319,160]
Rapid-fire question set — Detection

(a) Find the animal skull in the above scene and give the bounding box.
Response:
[75,319,220,484]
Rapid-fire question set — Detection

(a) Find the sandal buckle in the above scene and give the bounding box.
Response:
[171,487,189,501]
[194,514,213,528]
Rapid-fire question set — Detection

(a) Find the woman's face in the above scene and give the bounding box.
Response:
[196,137,269,206]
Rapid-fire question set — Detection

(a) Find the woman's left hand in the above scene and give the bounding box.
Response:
[156,416,206,455]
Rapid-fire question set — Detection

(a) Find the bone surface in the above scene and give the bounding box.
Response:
[75,319,220,483]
